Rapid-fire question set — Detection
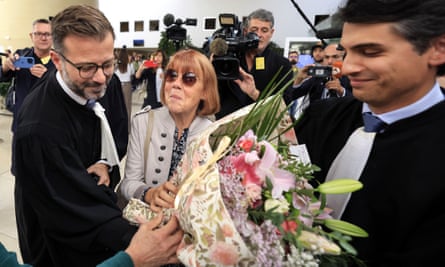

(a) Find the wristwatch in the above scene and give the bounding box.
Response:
[141,187,150,202]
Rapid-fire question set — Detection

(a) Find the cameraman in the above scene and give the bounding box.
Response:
[215,9,293,119]
[284,43,352,118]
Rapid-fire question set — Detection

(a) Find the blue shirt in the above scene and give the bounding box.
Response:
[363,82,444,124]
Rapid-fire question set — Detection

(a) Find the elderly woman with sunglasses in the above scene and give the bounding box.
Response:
[119,49,220,213]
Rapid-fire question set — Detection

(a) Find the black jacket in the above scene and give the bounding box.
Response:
[216,45,293,119]
[295,96,445,266]
[14,70,136,267]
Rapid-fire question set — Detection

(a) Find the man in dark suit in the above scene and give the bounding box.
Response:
[215,8,293,119]
[1,18,55,176]
[285,43,352,118]
[294,0,445,265]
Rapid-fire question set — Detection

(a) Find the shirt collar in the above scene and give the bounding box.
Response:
[56,71,88,106]
[363,82,444,124]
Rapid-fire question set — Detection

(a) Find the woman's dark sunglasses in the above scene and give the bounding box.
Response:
[165,69,198,86]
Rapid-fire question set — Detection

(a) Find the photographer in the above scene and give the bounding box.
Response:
[214,9,293,119]
[134,49,167,110]
[1,18,55,177]
[2,19,54,132]
[284,43,352,118]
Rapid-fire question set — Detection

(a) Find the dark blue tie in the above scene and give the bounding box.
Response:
[86,99,96,109]
[362,112,387,132]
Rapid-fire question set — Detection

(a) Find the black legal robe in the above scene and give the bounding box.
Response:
[14,70,137,267]
[295,96,445,266]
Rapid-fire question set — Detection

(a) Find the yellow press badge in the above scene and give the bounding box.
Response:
[41,56,51,64]
[255,57,265,70]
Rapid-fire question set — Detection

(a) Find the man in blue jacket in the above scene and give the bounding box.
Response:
[1,18,55,132]
[1,18,55,176]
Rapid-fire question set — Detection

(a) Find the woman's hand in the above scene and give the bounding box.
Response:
[135,61,148,79]
[145,181,178,212]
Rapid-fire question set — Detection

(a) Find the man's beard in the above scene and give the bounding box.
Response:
[61,65,108,100]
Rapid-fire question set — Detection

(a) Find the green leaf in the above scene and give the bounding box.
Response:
[317,179,363,194]
[209,68,295,151]
[324,219,368,237]
[339,239,358,255]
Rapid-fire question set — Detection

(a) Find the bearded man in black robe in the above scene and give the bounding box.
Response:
[13,5,183,267]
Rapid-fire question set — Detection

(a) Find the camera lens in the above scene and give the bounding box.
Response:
[213,57,240,80]
[27,58,33,63]
[219,62,235,76]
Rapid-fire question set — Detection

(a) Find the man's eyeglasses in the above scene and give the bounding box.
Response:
[56,52,114,79]
[165,69,198,86]
[32,32,52,39]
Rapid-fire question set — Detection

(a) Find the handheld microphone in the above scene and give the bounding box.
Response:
[332,61,342,79]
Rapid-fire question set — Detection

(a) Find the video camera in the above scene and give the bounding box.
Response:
[208,13,259,80]
[163,13,197,49]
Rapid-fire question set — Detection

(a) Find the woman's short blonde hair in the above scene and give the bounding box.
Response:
[160,49,220,116]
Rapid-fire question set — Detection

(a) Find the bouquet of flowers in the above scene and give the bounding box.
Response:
[216,129,366,266]
[173,90,367,266]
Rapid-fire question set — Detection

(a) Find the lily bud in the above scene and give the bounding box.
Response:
[324,219,368,237]
[317,179,363,194]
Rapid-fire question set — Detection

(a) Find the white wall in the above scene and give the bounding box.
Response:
[99,0,343,49]
[0,0,98,53]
